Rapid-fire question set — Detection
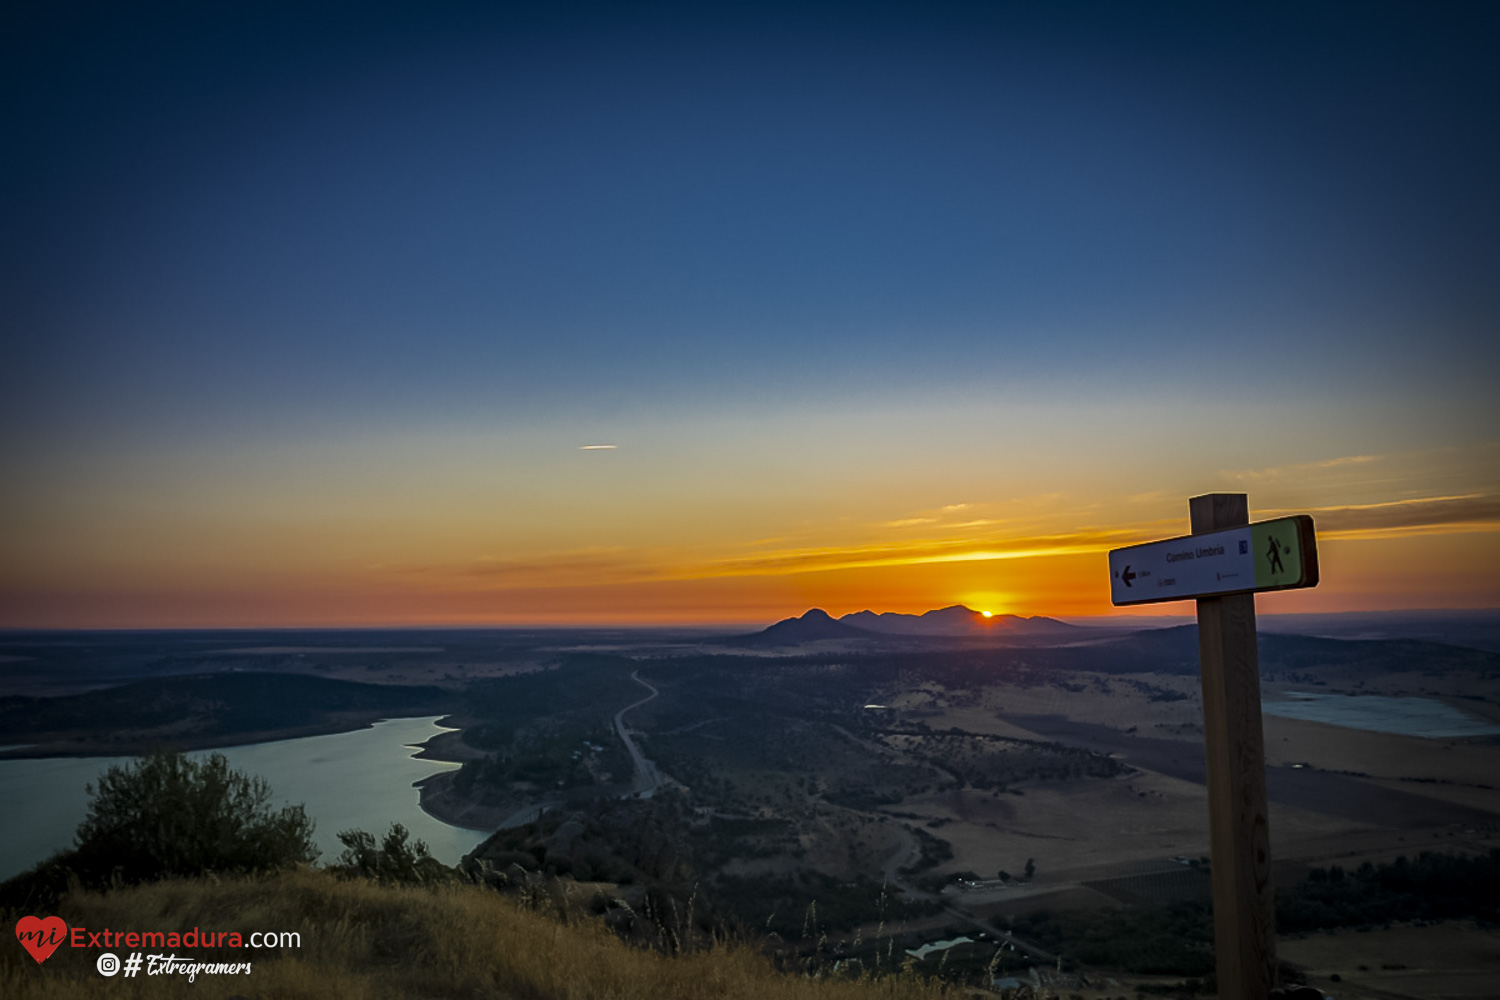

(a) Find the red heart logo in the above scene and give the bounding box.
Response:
[15,915,68,964]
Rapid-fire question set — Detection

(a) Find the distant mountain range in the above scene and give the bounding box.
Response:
[736,605,1079,646]
[739,608,871,645]
[842,605,1079,636]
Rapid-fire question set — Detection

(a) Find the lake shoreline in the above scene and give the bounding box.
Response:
[415,769,520,833]
[410,722,563,834]
[0,717,491,880]
[0,711,402,761]
[1261,690,1500,739]
[409,717,640,836]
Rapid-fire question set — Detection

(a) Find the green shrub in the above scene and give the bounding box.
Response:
[73,750,318,882]
[331,823,455,886]
[2,750,316,908]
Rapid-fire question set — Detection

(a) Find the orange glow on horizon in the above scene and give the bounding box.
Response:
[4,437,1497,630]
[5,524,1495,629]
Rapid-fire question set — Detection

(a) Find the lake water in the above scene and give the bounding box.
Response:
[1262,692,1500,738]
[0,717,490,881]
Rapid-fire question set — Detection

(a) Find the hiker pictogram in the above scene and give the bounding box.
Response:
[1266,536,1284,575]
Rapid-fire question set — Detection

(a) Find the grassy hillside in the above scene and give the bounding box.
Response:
[3,869,954,999]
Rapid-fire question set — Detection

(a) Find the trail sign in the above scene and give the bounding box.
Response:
[1105,496,1320,1000]
[1108,515,1317,606]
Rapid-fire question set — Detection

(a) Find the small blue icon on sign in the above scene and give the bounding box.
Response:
[1238,540,1249,555]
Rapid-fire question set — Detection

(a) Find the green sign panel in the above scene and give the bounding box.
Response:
[1251,519,1307,591]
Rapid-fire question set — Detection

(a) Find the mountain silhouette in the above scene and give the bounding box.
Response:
[733,608,878,646]
[731,605,1082,647]
[840,605,1077,637]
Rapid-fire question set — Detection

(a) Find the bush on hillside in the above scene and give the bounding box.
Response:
[2,750,317,908]
[331,823,455,886]
[72,750,319,883]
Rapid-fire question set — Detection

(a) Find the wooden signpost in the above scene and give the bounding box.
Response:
[1109,495,1319,1000]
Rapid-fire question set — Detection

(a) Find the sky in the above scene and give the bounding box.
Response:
[2,1,1497,627]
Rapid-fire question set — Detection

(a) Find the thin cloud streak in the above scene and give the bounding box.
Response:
[878,500,1002,531]
[1223,454,1382,481]
[1286,494,1500,537]
[350,492,1499,601]
[391,549,648,589]
[677,528,1151,580]
[377,527,1154,592]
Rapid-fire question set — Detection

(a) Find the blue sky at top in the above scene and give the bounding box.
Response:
[2,2,1497,624]
[6,1,1496,444]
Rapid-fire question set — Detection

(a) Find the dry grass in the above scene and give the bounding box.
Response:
[1262,711,1500,786]
[4,870,956,999]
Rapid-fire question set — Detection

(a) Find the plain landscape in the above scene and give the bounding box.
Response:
[4,608,1499,997]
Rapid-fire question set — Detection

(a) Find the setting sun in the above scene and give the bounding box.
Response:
[980,610,993,618]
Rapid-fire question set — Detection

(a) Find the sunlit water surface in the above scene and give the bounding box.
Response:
[1262,692,1500,738]
[0,717,487,881]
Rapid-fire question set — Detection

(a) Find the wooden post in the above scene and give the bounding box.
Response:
[1191,493,1275,1000]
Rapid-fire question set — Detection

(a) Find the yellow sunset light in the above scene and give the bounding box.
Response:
[961,592,1014,618]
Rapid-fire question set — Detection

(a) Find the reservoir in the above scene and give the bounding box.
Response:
[0,717,489,882]
[1262,692,1500,739]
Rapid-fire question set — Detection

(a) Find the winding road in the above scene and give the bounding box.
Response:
[497,669,663,828]
[614,669,662,798]
[497,673,1052,962]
